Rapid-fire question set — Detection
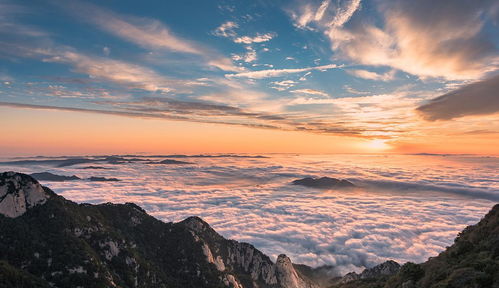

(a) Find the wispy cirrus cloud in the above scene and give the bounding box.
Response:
[225,64,341,79]
[0,41,201,94]
[291,89,329,97]
[347,69,396,82]
[43,50,195,93]
[288,0,499,80]
[62,1,242,72]
[270,80,297,91]
[290,0,361,30]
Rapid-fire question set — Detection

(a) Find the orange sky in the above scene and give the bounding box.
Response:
[1,1,498,157]
[2,107,498,156]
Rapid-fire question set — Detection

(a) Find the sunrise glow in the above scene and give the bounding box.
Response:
[0,1,498,287]
[0,0,497,156]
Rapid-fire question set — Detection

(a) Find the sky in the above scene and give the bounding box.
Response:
[1,0,498,155]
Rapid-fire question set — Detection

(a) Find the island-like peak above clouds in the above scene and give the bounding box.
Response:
[292,177,355,189]
[0,171,50,218]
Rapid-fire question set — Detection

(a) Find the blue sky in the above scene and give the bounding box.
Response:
[1,0,498,154]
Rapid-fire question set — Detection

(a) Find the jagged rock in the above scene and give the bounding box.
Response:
[0,172,49,217]
[276,254,319,288]
[339,271,360,284]
[292,177,355,189]
[338,260,400,284]
[180,217,321,288]
[359,260,400,279]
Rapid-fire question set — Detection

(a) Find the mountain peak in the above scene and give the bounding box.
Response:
[180,216,212,233]
[0,172,50,218]
[276,254,319,288]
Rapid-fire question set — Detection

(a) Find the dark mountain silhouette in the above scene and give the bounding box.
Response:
[292,177,355,189]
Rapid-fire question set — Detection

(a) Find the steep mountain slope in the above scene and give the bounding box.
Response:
[385,203,499,288]
[331,204,499,288]
[0,172,320,288]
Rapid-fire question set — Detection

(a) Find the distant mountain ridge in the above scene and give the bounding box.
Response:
[292,177,355,189]
[30,172,120,182]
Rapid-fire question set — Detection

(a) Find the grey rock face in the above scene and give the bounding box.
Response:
[0,171,49,217]
[276,254,319,288]
[359,260,400,279]
[182,217,319,288]
[338,260,400,284]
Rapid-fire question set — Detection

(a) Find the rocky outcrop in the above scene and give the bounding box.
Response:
[276,254,319,288]
[0,172,49,218]
[338,260,400,284]
[292,177,355,189]
[359,260,400,279]
[181,216,320,288]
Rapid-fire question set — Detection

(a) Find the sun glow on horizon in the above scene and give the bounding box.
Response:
[364,139,391,151]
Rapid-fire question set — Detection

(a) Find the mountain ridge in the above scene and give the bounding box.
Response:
[1,171,498,288]
[0,171,324,288]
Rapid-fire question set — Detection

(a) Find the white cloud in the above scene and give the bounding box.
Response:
[299,72,312,81]
[347,69,396,81]
[12,155,495,274]
[226,64,340,79]
[290,0,360,30]
[212,21,239,38]
[328,0,361,27]
[234,33,277,44]
[343,85,369,95]
[270,80,297,91]
[232,47,257,63]
[40,50,197,93]
[291,89,329,97]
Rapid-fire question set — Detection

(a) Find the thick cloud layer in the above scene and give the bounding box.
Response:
[1,154,497,275]
[417,74,499,120]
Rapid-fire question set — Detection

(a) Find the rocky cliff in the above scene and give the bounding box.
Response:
[0,171,50,218]
[0,172,321,288]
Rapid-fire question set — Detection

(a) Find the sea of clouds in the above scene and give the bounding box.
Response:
[1,154,497,275]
